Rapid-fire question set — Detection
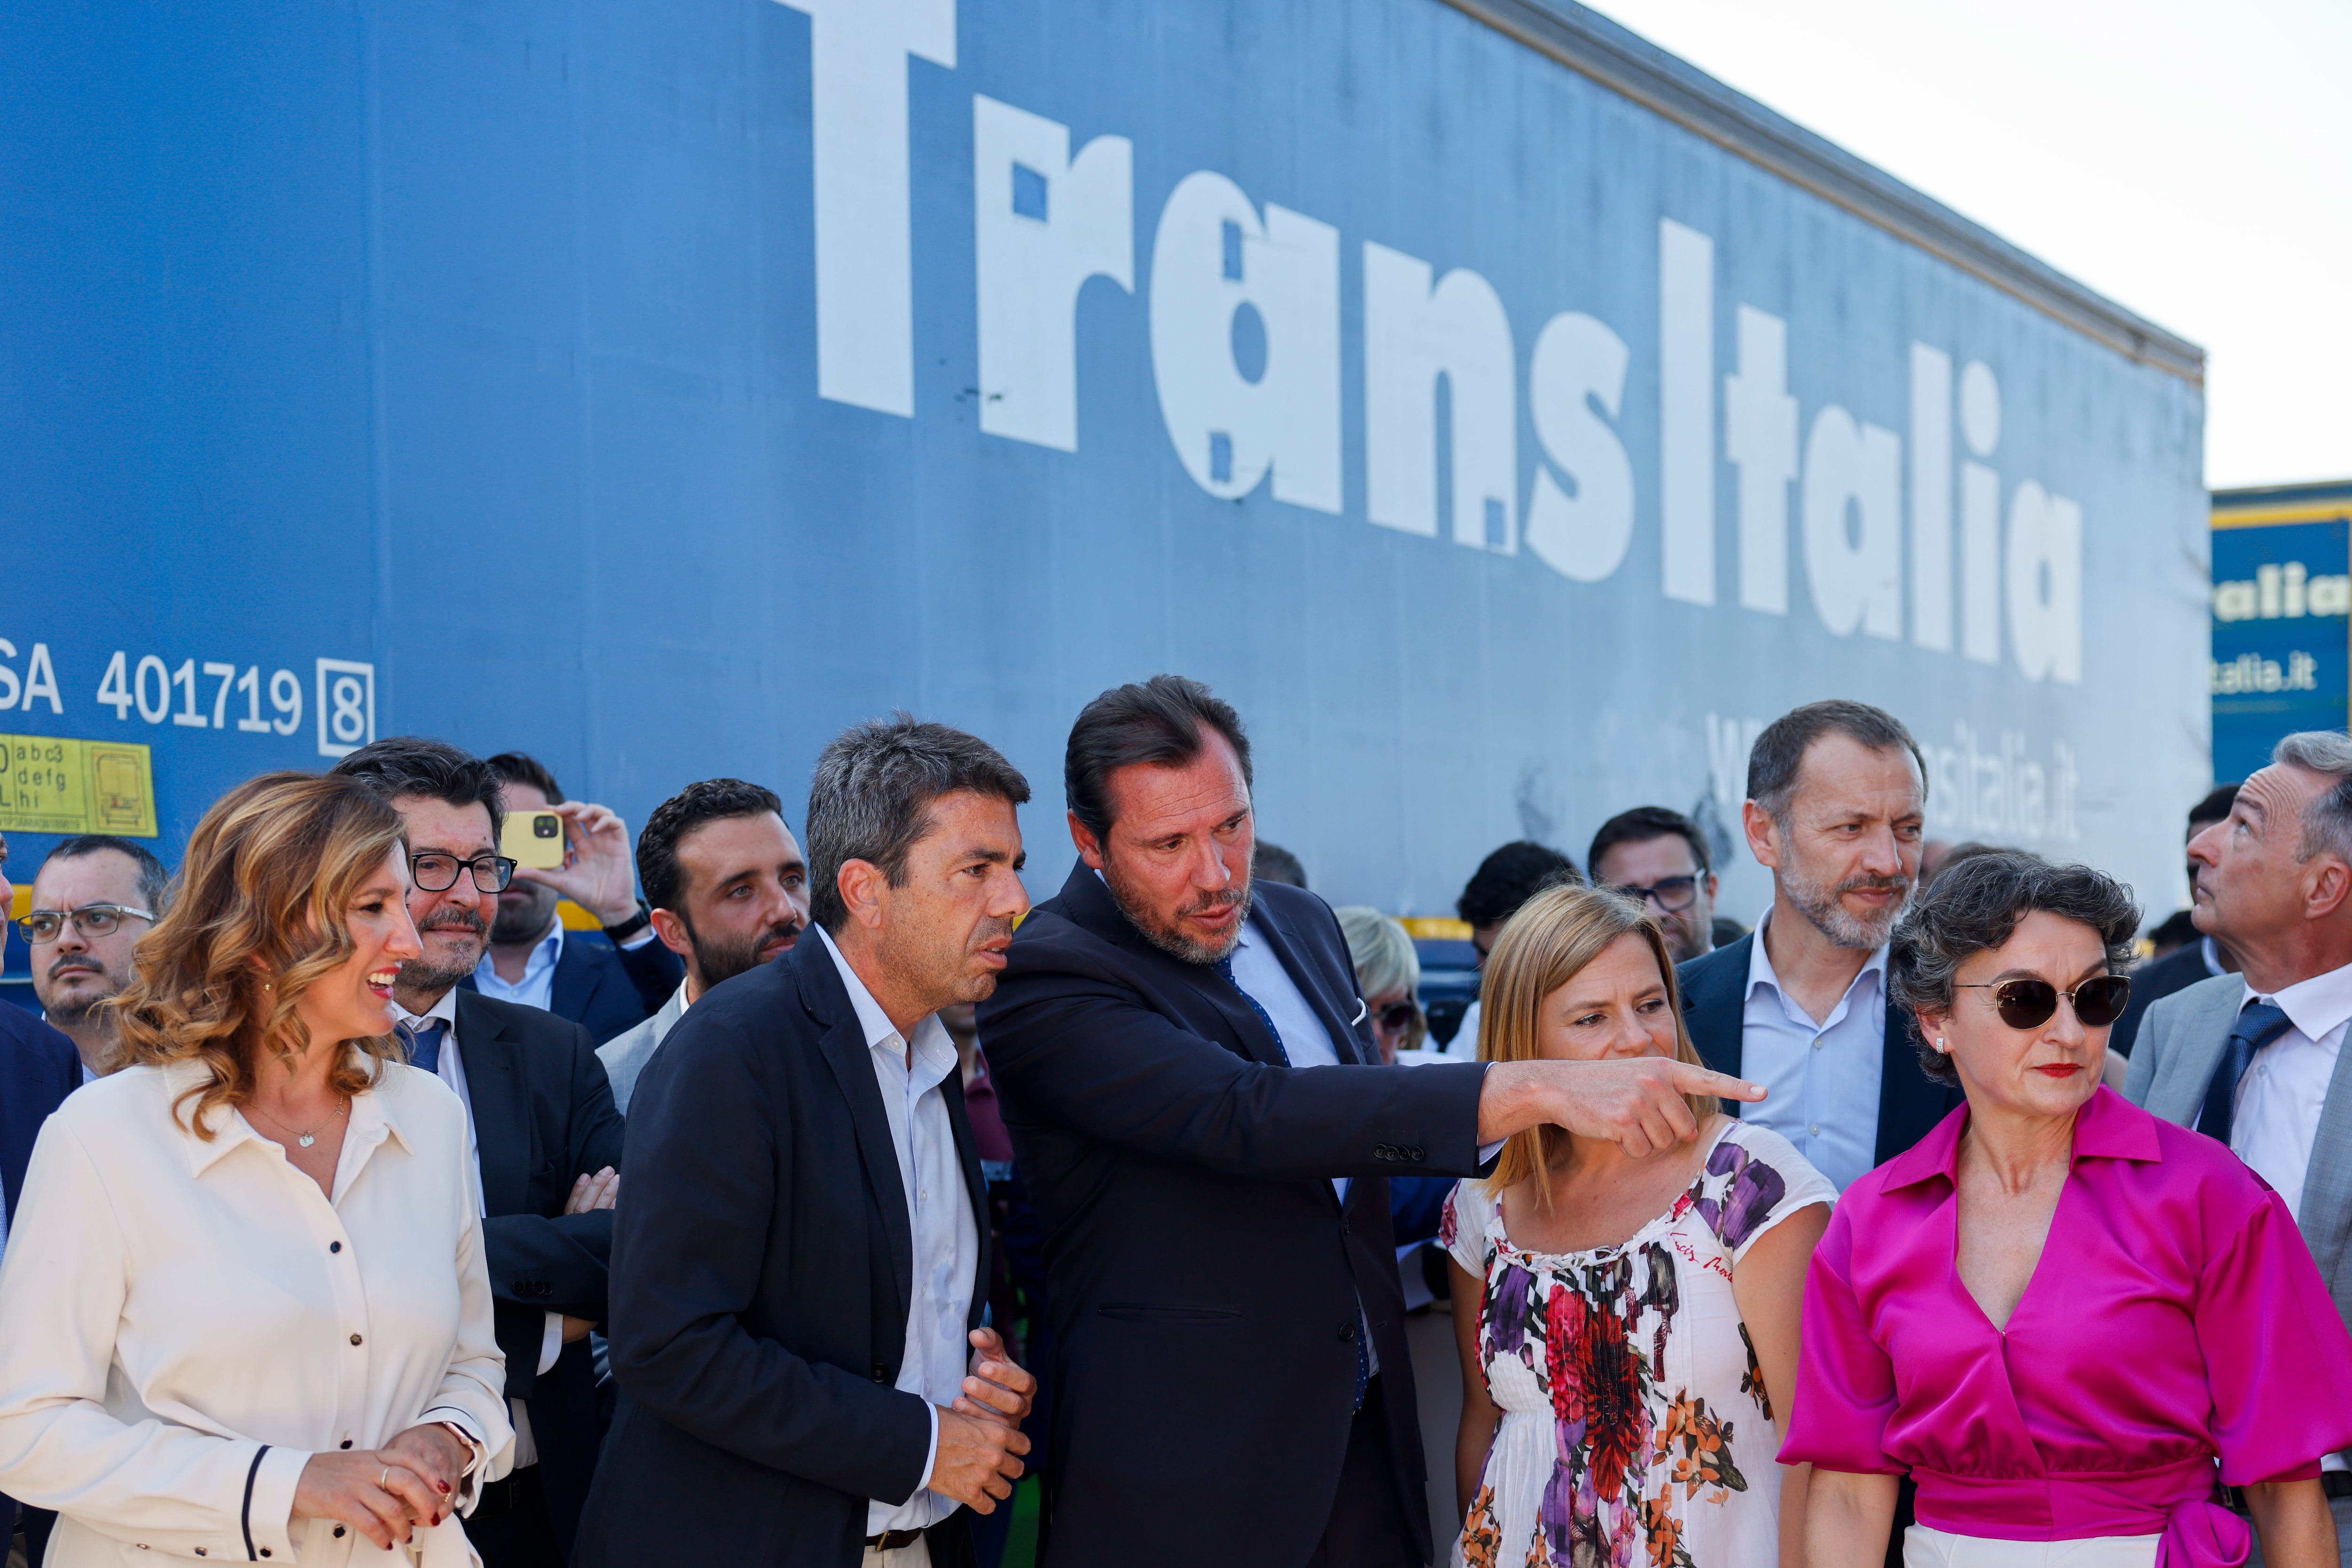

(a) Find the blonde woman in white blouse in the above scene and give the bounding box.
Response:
[0,771,513,1565]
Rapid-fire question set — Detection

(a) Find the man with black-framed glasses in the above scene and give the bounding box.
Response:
[1587,806,1718,963]
[24,835,169,1081]
[332,736,626,1568]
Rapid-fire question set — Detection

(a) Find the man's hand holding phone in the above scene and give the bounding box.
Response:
[509,802,641,927]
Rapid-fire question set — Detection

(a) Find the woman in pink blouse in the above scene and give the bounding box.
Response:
[1786,852,2352,1568]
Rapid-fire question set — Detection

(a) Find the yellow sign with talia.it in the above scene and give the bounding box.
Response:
[0,735,158,837]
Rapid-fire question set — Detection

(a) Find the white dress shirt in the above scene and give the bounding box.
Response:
[814,928,980,1536]
[0,1059,512,1566]
[393,990,562,1470]
[2234,959,2352,1224]
[1740,915,1889,1193]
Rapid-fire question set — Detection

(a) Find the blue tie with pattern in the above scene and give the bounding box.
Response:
[1212,949,1368,1410]
[400,1019,446,1076]
[1211,951,1291,1066]
[2196,1000,2291,1145]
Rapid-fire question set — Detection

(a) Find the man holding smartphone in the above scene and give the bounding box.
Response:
[476,752,684,1045]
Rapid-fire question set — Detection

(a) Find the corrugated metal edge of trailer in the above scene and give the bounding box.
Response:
[1442,0,2208,386]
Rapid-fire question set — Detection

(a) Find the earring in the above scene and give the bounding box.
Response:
[1936,1036,1949,1054]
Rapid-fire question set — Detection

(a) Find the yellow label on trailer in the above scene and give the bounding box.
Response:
[0,736,158,837]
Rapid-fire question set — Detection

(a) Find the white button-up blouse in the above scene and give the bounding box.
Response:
[0,1058,513,1566]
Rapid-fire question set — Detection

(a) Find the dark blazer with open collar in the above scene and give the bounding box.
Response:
[974,866,1489,1568]
[1676,931,1961,1172]
[446,988,627,1554]
[574,934,989,1568]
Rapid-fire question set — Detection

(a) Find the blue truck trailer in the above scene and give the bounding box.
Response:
[0,0,2209,991]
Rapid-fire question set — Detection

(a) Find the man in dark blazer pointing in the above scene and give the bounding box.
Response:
[978,677,1760,1568]
[578,718,1037,1568]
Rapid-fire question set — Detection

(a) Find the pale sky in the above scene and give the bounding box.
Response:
[1586,0,2352,491]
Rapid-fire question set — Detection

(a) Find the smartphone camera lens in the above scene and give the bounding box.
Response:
[534,814,561,838]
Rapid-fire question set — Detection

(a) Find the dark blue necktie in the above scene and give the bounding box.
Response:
[2196,1000,2291,1145]
[1212,952,1292,1066]
[1213,950,1368,1410]
[400,1019,446,1076]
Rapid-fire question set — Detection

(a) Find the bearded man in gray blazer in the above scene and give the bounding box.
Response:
[2127,730,2352,1564]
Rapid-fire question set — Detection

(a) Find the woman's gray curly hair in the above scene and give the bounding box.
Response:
[1887,850,2140,1085]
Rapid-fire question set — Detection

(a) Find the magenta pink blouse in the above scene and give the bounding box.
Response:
[1783,1087,2352,1568]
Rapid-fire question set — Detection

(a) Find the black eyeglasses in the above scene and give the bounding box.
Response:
[1613,875,1701,913]
[1955,974,2131,1031]
[408,852,517,894]
[16,904,156,944]
[1372,1001,1419,1034]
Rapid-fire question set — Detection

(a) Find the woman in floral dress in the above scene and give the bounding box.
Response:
[1443,883,1835,1568]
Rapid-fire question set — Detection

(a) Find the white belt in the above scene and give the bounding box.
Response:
[1905,1523,2161,1568]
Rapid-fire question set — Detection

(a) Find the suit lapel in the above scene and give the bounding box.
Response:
[939,1070,992,1331]
[2151,982,2240,1127]
[549,941,594,1024]
[1058,863,1284,1067]
[453,992,531,1217]
[2298,1025,2352,1274]
[1872,992,1949,1166]
[796,946,915,1323]
[1680,935,1751,1115]
[1248,897,1364,1066]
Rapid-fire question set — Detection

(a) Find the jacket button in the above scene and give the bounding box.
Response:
[872,1362,888,1383]
[350,1334,363,1346]
[1409,1146,1426,1162]
[1338,1322,1357,1343]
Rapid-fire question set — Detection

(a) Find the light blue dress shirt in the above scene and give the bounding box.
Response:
[473,921,564,1012]
[1739,914,1888,1193]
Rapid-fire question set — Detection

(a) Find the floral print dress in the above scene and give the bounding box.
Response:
[1442,1121,1835,1568]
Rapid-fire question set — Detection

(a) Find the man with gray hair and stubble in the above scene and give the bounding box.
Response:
[1676,700,1966,1193]
[2129,730,2352,1563]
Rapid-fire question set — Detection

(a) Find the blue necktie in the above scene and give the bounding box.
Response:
[400,1019,446,1076]
[1213,950,1368,1410]
[2196,1000,2291,1145]
[1212,952,1292,1066]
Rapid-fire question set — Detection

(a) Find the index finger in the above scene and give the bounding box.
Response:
[1673,1061,1765,1102]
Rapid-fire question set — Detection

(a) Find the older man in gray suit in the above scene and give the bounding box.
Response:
[2128,730,2352,1564]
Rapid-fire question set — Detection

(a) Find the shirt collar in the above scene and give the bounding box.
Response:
[2245,955,2352,1047]
[1744,909,1888,1002]
[1879,1084,2159,1193]
[394,986,461,1034]
[169,1054,416,1179]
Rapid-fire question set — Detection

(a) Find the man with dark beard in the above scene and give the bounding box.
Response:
[977,676,1763,1568]
[476,752,685,1046]
[1674,700,1963,1193]
[597,779,811,1112]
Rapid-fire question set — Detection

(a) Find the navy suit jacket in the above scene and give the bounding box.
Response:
[461,929,684,1047]
[2,998,81,1548]
[450,989,628,1555]
[976,867,1489,1568]
[0,1003,77,1226]
[1676,932,1960,1171]
[576,937,988,1568]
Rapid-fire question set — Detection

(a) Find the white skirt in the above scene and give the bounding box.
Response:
[1905,1523,2161,1568]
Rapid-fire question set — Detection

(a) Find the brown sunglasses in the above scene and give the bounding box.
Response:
[1953,974,2131,1031]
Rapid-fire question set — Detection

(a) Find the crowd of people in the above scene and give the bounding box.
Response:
[0,677,2349,1568]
